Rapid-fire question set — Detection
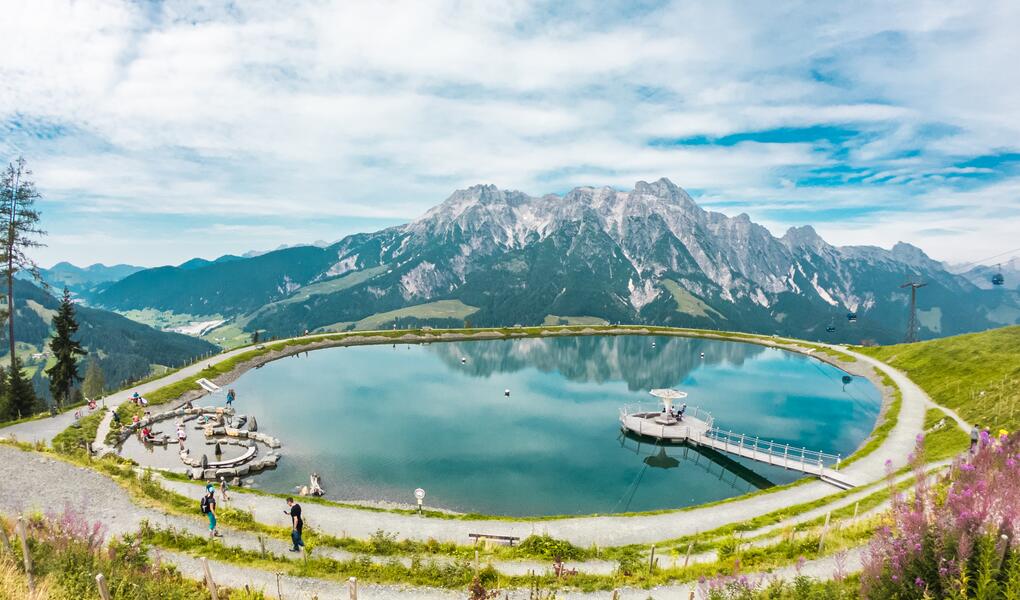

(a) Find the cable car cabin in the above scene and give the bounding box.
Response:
[846,312,858,323]
[992,273,1005,286]
[826,325,836,333]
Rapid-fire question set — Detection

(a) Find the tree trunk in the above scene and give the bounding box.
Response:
[6,265,12,374]
[6,166,17,375]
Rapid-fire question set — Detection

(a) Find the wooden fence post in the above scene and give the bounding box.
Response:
[201,557,218,598]
[852,502,860,520]
[348,576,358,600]
[683,541,694,568]
[818,511,832,553]
[648,544,656,573]
[16,517,33,592]
[96,573,112,600]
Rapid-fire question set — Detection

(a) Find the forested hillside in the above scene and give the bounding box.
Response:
[1,279,217,396]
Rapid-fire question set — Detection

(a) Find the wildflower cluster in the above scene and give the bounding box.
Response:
[862,432,1020,599]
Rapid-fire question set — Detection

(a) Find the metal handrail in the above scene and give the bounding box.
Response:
[619,402,714,429]
[702,428,841,469]
[618,403,842,471]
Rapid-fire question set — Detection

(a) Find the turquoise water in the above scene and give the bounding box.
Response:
[227,335,881,516]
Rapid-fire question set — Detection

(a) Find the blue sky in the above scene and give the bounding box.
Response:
[2,0,1019,267]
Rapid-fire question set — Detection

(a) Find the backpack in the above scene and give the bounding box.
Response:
[200,495,210,514]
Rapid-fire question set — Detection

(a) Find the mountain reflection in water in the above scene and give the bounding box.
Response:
[430,334,763,391]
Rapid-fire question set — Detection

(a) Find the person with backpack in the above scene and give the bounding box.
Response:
[285,497,304,552]
[201,484,220,538]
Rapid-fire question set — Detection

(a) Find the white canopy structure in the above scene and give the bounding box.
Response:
[649,388,687,417]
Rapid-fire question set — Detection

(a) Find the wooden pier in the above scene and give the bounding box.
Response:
[619,396,857,490]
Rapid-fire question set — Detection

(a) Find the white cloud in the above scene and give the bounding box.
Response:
[1,0,1018,265]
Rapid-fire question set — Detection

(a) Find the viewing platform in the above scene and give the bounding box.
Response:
[619,389,856,489]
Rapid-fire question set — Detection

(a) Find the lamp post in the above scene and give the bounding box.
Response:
[414,488,426,516]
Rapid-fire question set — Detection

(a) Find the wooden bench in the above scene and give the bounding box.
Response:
[468,533,520,547]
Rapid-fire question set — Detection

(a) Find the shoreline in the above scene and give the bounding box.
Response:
[129,325,896,520]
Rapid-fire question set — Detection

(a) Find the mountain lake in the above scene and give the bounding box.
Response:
[221,334,881,516]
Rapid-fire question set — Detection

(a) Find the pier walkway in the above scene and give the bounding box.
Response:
[619,402,857,489]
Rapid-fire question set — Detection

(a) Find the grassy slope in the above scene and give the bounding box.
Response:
[542,315,610,326]
[661,279,725,319]
[857,325,1020,431]
[351,300,479,330]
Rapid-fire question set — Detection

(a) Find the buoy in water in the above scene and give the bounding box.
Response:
[841,375,853,385]
[461,357,467,364]
[699,352,705,358]
[504,389,511,397]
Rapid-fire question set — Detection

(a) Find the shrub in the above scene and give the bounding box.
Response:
[861,432,1020,599]
[3,509,263,599]
[516,534,587,561]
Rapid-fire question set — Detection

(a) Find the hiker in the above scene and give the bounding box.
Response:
[219,476,230,502]
[285,498,304,552]
[112,410,121,426]
[677,403,687,421]
[201,484,220,537]
[970,424,980,451]
[176,422,187,450]
[226,389,235,407]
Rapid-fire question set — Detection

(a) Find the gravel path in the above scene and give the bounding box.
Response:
[0,345,252,445]
[0,406,84,445]
[162,546,864,600]
[0,332,940,598]
[0,420,875,598]
[153,346,932,548]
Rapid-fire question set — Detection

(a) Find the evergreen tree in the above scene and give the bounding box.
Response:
[1,157,46,377]
[6,357,36,419]
[46,287,86,410]
[82,357,105,400]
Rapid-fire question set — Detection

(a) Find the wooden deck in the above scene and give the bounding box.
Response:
[619,408,856,489]
[619,412,712,442]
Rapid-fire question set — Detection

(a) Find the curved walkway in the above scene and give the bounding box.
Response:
[143,343,929,547]
[0,346,249,444]
[2,330,934,547]
[0,443,864,599]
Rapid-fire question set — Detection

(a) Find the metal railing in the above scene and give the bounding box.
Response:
[700,428,842,472]
[619,402,714,429]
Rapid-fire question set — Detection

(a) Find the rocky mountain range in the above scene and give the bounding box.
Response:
[90,178,1019,345]
[20,262,144,296]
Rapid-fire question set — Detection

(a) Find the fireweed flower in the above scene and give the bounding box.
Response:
[861,433,1020,599]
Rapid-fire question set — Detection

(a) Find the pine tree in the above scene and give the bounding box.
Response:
[46,287,86,410]
[82,357,105,401]
[1,157,46,377]
[7,357,36,419]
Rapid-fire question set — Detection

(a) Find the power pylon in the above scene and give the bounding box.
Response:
[901,281,927,343]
